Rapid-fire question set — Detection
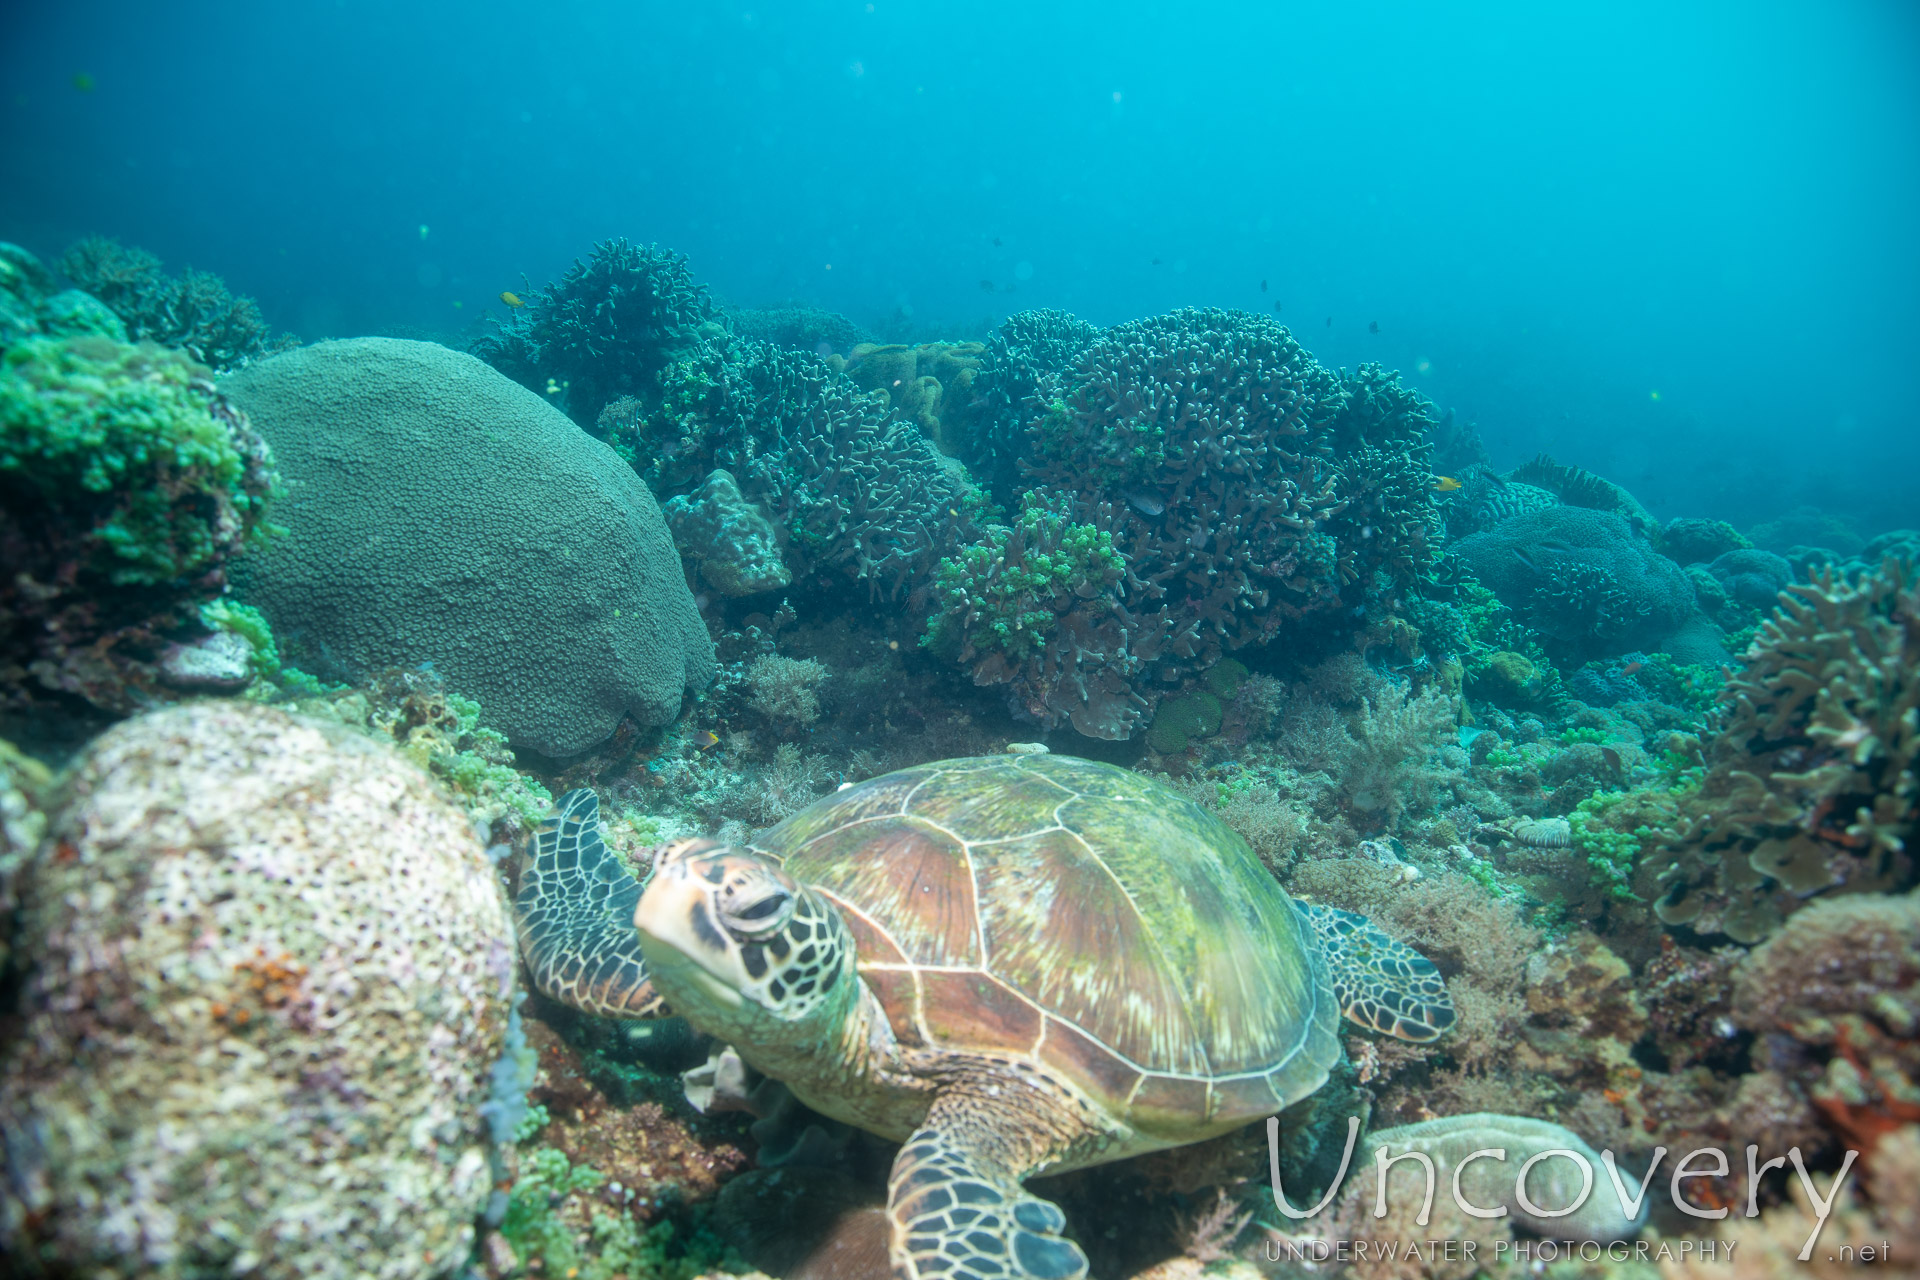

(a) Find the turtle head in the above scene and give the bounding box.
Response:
[635,838,854,1040]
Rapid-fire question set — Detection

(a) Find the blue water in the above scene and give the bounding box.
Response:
[3,0,1916,531]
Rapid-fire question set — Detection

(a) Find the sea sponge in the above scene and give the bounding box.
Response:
[222,338,714,757]
[0,335,278,710]
[1453,506,1696,661]
[1652,562,1918,943]
[0,702,515,1278]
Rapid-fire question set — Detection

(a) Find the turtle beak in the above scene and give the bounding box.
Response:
[634,843,747,1011]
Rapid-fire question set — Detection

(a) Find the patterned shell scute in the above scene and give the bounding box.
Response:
[756,754,1340,1127]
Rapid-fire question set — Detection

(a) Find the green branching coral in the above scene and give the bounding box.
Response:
[1569,791,1648,901]
[199,599,330,696]
[58,237,290,370]
[499,1146,738,1280]
[1,336,277,708]
[1652,560,1920,943]
[924,493,1125,670]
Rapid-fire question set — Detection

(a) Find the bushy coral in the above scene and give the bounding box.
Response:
[744,654,830,726]
[945,309,1441,738]
[58,236,289,369]
[1,335,278,710]
[1652,562,1918,943]
[724,303,873,355]
[1661,517,1750,566]
[962,308,1103,501]
[617,337,987,604]
[474,238,720,426]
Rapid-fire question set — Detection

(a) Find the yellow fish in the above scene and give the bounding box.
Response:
[500,290,524,308]
[695,729,721,751]
[1432,475,1462,492]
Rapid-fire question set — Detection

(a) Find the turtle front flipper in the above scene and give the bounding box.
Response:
[514,788,667,1019]
[888,1089,1088,1280]
[1296,900,1455,1042]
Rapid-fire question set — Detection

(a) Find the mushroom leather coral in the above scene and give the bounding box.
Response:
[1653,561,1919,943]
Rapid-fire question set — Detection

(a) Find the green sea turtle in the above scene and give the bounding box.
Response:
[514,753,1452,1280]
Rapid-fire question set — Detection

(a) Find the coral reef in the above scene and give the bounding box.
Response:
[724,302,873,355]
[1454,506,1698,662]
[57,236,291,369]
[1653,561,1918,943]
[615,337,986,604]
[921,492,1137,737]
[663,468,792,596]
[1,335,278,712]
[1506,452,1658,535]
[1661,517,1750,566]
[223,338,714,757]
[0,702,515,1278]
[837,339,986,457]
[1706,548,1793,611]
[963,308,1103,501]
[473,238,720,426]
[945,309,1441,738]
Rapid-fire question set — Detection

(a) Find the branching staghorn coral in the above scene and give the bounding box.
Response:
[1652,561,1919,944]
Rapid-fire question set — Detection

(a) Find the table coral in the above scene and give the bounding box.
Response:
[0,702,516,1279]
[1,335,278,712]
[1652,562,1917,944]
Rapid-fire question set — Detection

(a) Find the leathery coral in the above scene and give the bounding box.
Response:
[1652,561,1918,943]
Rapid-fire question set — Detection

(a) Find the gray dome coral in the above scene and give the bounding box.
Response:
[0,701,517,1278]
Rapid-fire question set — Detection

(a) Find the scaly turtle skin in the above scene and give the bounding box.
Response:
[515,754,1453,1280]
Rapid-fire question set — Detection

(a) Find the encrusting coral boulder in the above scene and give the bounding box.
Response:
[0,701,517,1279]
[1454,506,1695,661]
[223,337,715,756]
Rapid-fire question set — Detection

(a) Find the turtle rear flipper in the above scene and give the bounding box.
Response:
[1296,901,1454,1043]
[889,1088,1088,1280]
[515,788,666,1019]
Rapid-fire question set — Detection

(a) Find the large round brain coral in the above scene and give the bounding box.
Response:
[1652,560,1919,944]
[0,701,516,1278]
[0,334,277,711]
[222,337,715,757]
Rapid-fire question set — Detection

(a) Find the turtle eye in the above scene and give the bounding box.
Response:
[717,880,794,939]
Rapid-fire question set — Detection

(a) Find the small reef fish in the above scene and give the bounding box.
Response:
[1123,488,1165,516]
[1620,660,1645,677]
[1369,320,1380,334]
[695,730,721,751]
[1432,476,1462,492]
[1260,278,1268,292]
[500,290,524,308]
[979,279,996,292]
